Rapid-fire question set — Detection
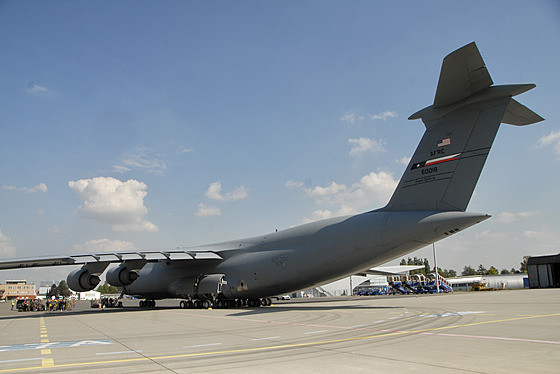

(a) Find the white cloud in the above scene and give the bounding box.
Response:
[73,238,137,253]
[302,209,334,224]
[48,226,65,235]
[113,147,167,175]
[0,230,16,257]
[195,203,222,217]
[495,211,537,223]
[538,130,560,159]
[205,182,248,201]
[395,156,411,166]
[2,183,47,193]
[340,109,397,124]
[301,171,398,217]
[68,177,158,233]
[348,137,386,157]
[305,182,347,203]
[369,111,397,121]
[340,110,364,124]
[285,180,304,188]
[26,82,55,97]
[177,146,194,155]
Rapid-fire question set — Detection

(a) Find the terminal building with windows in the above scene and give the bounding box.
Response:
[0,280,37,300]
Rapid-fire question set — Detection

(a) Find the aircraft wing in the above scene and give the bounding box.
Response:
[355,265,425,276]
[0,250,223,270]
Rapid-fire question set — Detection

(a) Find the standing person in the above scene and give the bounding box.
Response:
[11,300,14,310]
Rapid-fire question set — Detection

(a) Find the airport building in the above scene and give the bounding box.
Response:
[527,253,560,288]
[0,280,37,300]
[447,273,528,291]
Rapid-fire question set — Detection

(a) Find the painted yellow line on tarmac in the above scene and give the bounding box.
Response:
[2,312,559,373]
[39,317,54,368]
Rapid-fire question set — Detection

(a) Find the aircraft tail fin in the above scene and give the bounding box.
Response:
[381,42,543,212]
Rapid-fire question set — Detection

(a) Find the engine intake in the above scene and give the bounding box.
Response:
[67,268,101,292]
[106,265,139,287]
[66,262,110,292]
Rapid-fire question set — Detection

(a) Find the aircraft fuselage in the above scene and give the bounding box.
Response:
[125,211,489,299]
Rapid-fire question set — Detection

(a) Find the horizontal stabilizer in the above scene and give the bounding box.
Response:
[503,98,545,126]
[434,42,493,108]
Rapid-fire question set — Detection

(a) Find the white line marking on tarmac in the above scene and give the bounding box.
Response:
[418,311,486,318]
[0,358,44,364]
[183,343,223,349]
[96,350,142,356]
[0,340,113,352]
[251,337,280,341]
[304,330,329,334]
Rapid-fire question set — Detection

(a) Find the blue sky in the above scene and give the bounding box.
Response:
[1,1,559,284]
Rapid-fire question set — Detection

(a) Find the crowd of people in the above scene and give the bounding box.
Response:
[90,296,122,308]
[11,298,76,312]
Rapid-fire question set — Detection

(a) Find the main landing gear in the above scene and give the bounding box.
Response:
[139,299,156,308]
[179,298,272,309]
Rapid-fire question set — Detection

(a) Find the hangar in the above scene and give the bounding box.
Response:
[527,254,560,288]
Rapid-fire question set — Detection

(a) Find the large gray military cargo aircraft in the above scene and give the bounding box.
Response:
[0,42,544,308]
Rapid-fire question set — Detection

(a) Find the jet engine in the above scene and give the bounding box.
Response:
[67,261,110,292]
[67,268,100,292]
[106,265,139,287]
[106,260,146,288]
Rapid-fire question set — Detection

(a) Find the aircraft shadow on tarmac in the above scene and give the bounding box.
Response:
[0,300,404,320]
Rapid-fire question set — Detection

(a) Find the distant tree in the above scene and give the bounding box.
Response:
[500,268,510,275]
[423,258,431,274]
[57,280,72,298]
[476,264,487,275]
[486,266,499,275]
[440,268,457,278]
[46,284,57,298]
[401,257,430,275]
[462,265,476,276]
[97,282,119,294]
[520,257,529,273]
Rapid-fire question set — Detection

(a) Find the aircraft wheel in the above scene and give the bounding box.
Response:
[139,300,145,308]
[180,300,187,309]
[215,299,225,309]
[202,300,211,309]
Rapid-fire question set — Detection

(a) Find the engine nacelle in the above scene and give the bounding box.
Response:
[66,262,110,292]
[106,265,139,287]
[67,268,102,292]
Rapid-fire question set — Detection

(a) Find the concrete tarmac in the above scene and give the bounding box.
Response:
[0,289,558,373]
